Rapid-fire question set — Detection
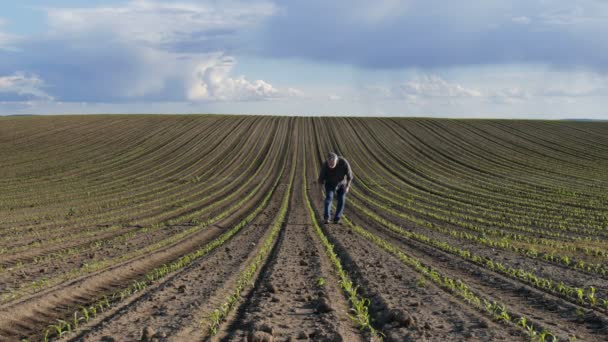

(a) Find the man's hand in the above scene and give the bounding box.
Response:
[345,186,350,194]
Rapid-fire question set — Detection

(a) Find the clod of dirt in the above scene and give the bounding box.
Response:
[388,309,416,328]
[256,323,274,335]
[248,330,273,342]
[177,285,186,293]
[296,331,308,339]
[140,326,157,342]
[267,283,276,293]
[271,296,280,302]
[100,336,116,342]
[408,300,421,307]
[316,297,333,313]
[299,260,308,266]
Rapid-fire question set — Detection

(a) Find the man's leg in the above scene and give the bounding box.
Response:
[334,186,346,223]
[324,184,334,223]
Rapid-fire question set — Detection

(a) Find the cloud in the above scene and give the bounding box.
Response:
[0,72,53,101]
[0,0,292,103]
[352,69,608,108]
[363,75,482,101]
[188,56,302,101]
[0,19,20,52]
[328,94,342,101]
[392,75,482,98]
[45,0,277,53]
[511,16,532,25]
[257,0,608,70]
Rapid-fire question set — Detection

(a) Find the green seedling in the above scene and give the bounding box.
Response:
[416,277,427,287]
[587,286,597,306]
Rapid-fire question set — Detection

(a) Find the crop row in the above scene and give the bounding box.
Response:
[0,119,288,304]
[32,125,292,342]
[203,133,297,336]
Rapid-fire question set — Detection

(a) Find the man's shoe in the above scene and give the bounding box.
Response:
[323,218,330,224]
[333,219,341,225]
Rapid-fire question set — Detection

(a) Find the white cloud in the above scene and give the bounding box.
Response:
[0,0,292,103]
[388,75,482,99]
[0,72,53,100]
[353,69,608,109]
[46,0,277,48]
[511,16,531,24]
[486,87,533,104]
[0,19,20,52]
[188,56,302,101]
[538,5,591,26]
[328,94,342,101]
[347,0,410,25]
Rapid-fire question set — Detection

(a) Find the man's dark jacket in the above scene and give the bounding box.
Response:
[318,157,353,190]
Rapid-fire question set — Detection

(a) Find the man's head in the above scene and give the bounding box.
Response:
[327,152,338,169]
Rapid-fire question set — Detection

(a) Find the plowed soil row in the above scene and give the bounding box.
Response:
[0,118,288,341]
[345,204,608,341]
[2,116,608,342]
[65,161,292,342]
[302,151,522,341]
[218,143,362,342]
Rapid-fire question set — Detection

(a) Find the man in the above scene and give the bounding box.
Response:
[318,152,353,224]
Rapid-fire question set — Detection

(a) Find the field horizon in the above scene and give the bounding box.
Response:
[1,115,607,341]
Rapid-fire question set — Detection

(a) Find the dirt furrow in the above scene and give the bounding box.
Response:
[220,165,362,342]
[307,183,520,342]
[66,181,290,342]
[346,206,608,341]
[0,171,281,341]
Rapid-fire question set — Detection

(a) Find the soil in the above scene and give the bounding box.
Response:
[1,116,607,342]
[219,159,362,342]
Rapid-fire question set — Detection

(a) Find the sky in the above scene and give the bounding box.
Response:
[1,0,608,118]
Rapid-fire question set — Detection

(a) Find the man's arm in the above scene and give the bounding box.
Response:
[344,159,353,193]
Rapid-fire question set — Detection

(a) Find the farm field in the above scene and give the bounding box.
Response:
[1,115,608,341]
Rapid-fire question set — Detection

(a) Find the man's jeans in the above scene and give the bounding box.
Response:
[324,183,346,221]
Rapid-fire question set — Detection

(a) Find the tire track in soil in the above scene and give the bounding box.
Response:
[309,185,522,342]
[219,163,363,342]
[66,182,291,342]
[345,206,608,341]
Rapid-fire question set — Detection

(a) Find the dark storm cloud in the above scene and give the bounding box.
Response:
[257,0,608,70]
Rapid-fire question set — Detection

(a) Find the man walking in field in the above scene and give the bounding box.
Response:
[318,152,353,224]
